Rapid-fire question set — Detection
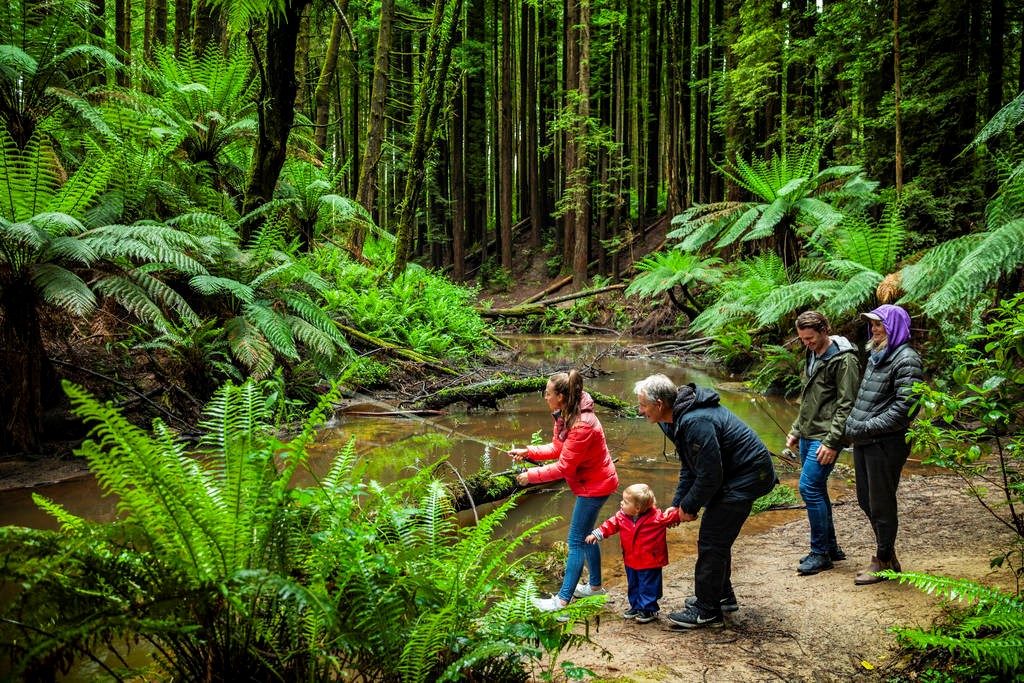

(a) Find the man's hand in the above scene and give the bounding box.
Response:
[816,444,839,465]
[786,433,798,450]
[677,507,697,522]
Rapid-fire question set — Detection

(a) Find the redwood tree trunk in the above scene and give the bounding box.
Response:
[115,0,131,87]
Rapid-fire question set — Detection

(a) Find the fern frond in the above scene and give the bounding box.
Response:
[30,263,96,316]
[899,235,981,303]
[244,301,298,360]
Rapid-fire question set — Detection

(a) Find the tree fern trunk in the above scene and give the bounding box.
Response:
[0,278,44,453]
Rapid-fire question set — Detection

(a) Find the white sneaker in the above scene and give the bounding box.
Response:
[532,596,567,612]
[574,583,607,598]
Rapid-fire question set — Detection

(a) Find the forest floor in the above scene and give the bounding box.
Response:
[556,473,1017,682]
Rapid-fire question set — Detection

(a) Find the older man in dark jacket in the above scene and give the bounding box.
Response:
[635,374,776,629]
[845,304,924,585]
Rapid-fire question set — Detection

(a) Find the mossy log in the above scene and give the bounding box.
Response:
[450,466,541,512]
[414,376,635,414]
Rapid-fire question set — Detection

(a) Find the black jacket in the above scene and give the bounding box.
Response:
[659,384,777,515]
[845,343,924,443]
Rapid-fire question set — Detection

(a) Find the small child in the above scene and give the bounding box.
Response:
[585,483,680,623]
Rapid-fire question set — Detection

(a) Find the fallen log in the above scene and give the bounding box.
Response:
[413,376,635,414]
[478,283,626,318]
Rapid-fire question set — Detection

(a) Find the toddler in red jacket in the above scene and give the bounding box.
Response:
[585,483,680,623]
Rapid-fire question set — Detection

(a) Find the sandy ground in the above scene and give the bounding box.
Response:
[555,473,1017,682]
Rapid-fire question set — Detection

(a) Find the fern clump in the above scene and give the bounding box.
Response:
[885,572,1024,677]
[0,379,597,681]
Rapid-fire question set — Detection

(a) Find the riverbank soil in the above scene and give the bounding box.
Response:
[560,474,1017,682]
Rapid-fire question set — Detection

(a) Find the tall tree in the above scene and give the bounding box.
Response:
[353,0,394,255]
[393,0,464,278]
[115,0,131,87]
[241,0,314,244]
[893,0,903,194]
[571,0,591,288]
[498,0,514,270]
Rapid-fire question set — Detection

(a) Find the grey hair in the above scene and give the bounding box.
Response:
[634,374,677,405]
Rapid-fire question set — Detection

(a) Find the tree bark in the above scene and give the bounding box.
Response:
[153,0,167,52]
[450,92,467,281]
[193,0,222,58]
[240,0,312,244]
[643,1,663,224]
[524,4,542,248]
[353,0,395,255]
[313,10,346,157]
[988,0,1005,118]
[115,0,131,87]
[174,0,191,59]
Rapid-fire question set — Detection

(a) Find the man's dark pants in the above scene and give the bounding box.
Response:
[693,499,754,613]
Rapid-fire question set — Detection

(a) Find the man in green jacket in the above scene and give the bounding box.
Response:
[786,311,860,575]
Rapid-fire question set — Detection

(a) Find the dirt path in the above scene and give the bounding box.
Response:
[558,474,1015,682]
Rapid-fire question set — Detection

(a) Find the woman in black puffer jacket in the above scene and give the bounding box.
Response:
[844,304,923,585]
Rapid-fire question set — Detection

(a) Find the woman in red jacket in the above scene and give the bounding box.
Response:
[586,483,680,623]
[510,369,619,611]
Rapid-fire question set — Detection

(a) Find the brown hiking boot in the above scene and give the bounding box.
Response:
[854,556,893,585]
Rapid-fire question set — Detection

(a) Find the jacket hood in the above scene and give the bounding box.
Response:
[672,383,720,422]
[829,335,856,354]
[866,304,912,349]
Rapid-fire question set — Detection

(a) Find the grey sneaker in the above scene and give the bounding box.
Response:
[573,583,607,598]
[797,552,834,575]
[668,605,723,629]
[800,547,846,564]
[623,607,641,619]
[685,594,739,613]
[635,610,658,624]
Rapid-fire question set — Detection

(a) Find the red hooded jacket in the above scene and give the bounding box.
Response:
[593,505,680,570]
[523,392,618,497]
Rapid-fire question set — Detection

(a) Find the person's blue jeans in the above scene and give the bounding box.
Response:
[557,494,610,602]
[799,438,839,556]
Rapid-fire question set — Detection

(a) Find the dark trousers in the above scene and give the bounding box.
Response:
[693,500,753,613]
[853,433,910,561]
[625,566,663,612]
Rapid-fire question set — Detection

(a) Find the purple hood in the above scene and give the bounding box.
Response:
[867,304,912,349]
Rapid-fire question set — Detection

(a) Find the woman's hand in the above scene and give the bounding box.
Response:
[508,447,529,463]
[515,472,530,486]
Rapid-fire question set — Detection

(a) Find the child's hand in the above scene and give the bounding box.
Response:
[585,534,597,544]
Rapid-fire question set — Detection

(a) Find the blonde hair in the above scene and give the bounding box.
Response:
[624,483,656,513]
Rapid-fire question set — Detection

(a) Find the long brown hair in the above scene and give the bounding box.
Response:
[549,369,585,431]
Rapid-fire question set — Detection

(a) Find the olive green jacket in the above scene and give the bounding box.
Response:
[789,335,860,450]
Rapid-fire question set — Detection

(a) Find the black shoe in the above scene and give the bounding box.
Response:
[800,547,846,564]
[668,605,724,629]
[623,607,641,619]
[797,552,834,575]
[635,610,658,624]
[685,594,739,613]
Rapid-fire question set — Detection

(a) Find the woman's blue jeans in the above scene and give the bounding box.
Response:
[557,494,610,602]
[799,438,839,555]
